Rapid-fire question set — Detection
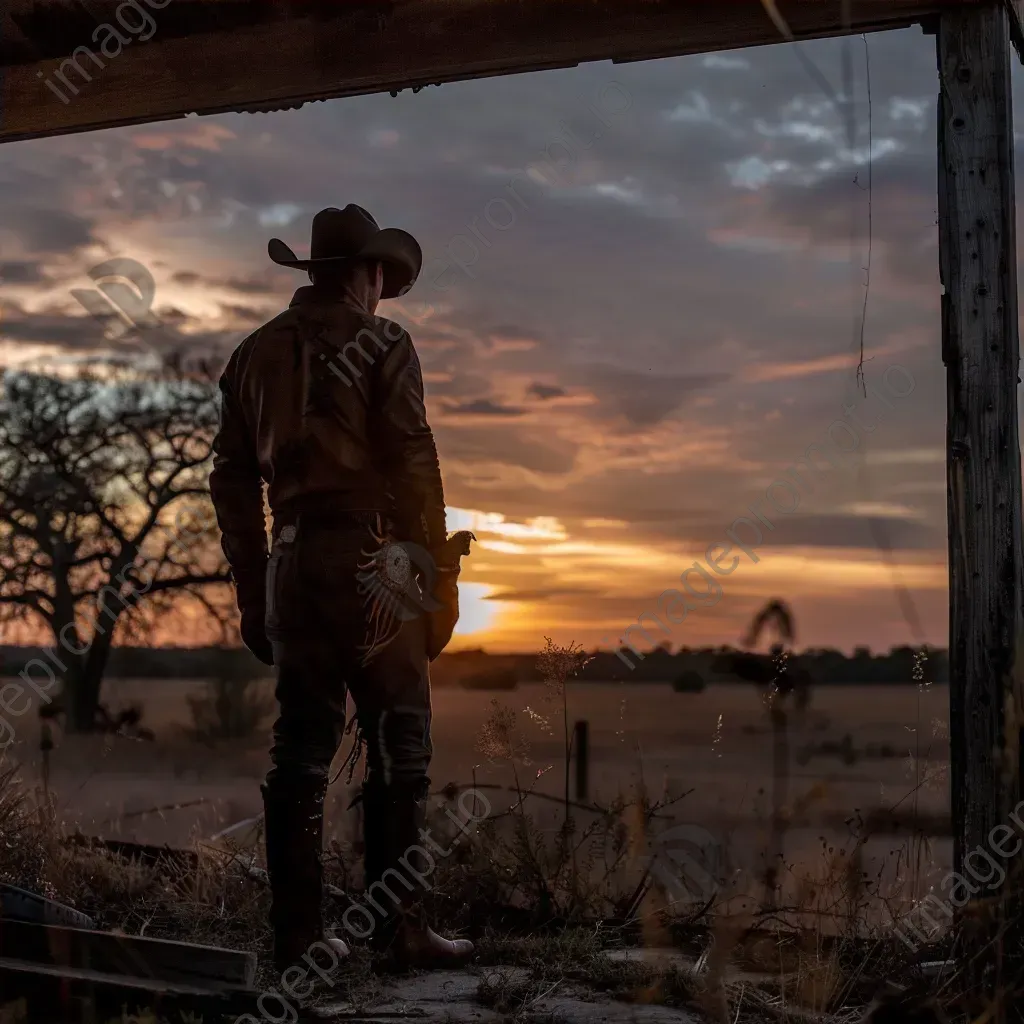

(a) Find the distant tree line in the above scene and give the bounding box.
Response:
[0,642,946,687]
[569,643,945,685]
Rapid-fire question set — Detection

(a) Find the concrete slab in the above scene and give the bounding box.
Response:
[538,998,703,1023]
[317,964,704,1023]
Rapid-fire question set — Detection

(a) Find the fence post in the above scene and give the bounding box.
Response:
[573,720,589,801]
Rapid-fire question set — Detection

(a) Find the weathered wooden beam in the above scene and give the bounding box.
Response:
[63,833,200,872]
[0,918,256,988]
[0,0,984,145]
[0,884,95,929]
[0,958,259,1022]
[937,2,1024,1016]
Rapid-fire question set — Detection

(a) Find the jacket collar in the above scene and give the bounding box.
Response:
[289,285,377,317]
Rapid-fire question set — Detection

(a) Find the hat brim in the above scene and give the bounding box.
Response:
[268,227,422,299]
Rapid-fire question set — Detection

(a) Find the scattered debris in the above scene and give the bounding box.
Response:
[63,834,200,872]
[207,813,263,851]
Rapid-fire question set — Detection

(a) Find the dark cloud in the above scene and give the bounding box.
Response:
[0,304,110,349]
[527,382,567,400]
[156,306,191,324]
[0,299,239,361]
[584,366,732,426]
[224,271,290,294]
[487,323,546,341]
[626,508,943,554]
[425,370,499,400]
[5,207,98,256]
[0,261,49,285]
[173,268,289,295]
[753,513,942,551]
[0,154,102,257]
[218,303,268,325]
[436,424,578,475]
[443,398,527,417]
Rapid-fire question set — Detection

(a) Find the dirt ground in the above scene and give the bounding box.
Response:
[1,677,950,921]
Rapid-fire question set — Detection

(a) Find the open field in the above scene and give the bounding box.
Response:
[1,677,951,924]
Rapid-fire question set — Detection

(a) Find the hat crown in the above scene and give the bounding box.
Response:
[267,203,422,299]
[310,205,381,260]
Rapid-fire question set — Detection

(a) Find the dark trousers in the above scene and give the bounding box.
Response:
[264,516,433,795]
[259,515,434,961]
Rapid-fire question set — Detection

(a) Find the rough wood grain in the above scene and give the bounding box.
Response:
[937,3,1024,1015]
[0,918,256,987]
[0,0,982,144]
[0,958,259,1022]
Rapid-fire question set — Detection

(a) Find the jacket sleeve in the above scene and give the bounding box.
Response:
[375,328,447,554]
[209,364,268,613]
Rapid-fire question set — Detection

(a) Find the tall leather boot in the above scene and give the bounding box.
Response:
[360,775,403,951]
[361,775,392,890]
[262,780,350,973]
[361,776,473,969]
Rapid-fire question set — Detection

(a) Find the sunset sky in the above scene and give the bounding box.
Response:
[1,27,1020,655]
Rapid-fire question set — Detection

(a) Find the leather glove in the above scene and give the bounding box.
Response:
[240,605,273,666]
[425,531,475,661]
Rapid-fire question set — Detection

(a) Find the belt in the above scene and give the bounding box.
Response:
[272,493,386,536]
[273,508,381,531]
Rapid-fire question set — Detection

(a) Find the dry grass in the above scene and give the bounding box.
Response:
[185,676,276,744]
[185,652,276,744]
[0,643,993,1023]
[0,761,269,954]
[0,751,963,1023]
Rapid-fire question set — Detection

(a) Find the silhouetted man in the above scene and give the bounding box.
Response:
[210,205,473,974]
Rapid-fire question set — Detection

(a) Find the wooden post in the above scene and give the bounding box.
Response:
[937,3,1024,1014]
[573,720,589,801]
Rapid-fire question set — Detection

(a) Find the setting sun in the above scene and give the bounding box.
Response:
[452,581,505,638]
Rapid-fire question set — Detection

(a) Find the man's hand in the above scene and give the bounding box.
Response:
[437,530,476,568]
[425,531,475,661]
[240,606,274,666]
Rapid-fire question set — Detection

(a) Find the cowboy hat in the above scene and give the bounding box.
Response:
[268,204,422,299]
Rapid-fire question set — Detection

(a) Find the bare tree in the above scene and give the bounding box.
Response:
[0,357,235,732]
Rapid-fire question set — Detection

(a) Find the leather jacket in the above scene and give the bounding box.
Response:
[209,285,446,613]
